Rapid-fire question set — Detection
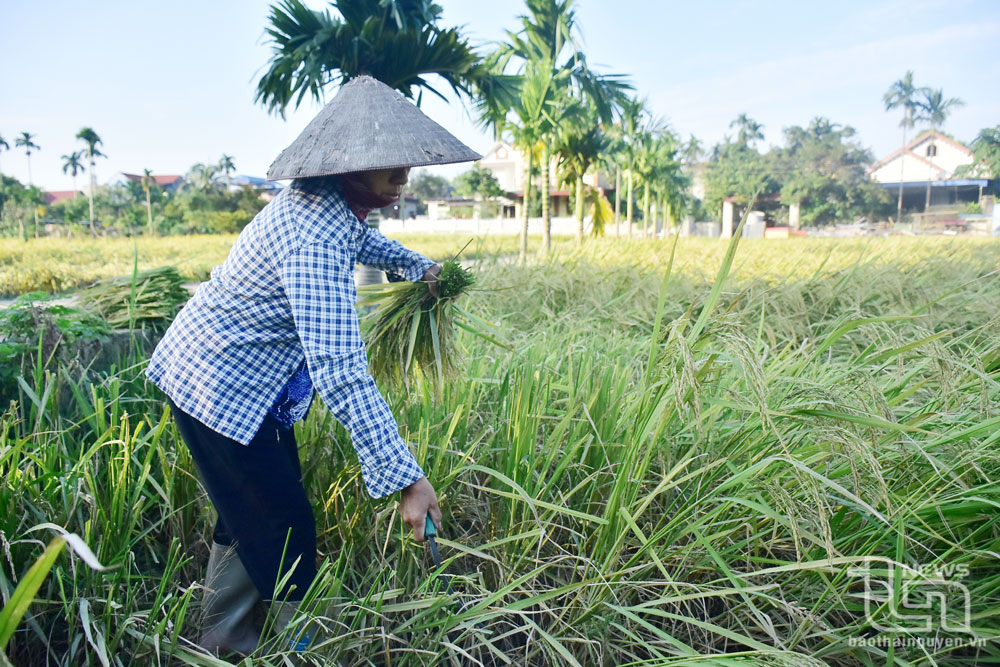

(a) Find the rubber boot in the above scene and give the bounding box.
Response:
[199,542,261,656]
[272,600,312,653]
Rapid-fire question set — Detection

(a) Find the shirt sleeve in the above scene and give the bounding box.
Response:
[279,241,425,498]
[357,226,435,282]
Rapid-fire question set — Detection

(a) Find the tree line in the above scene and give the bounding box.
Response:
[4,0,999,243]
[0,145,255,239]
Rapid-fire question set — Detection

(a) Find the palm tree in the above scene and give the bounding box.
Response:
[186,163,222,193]
[683,134,703,165]
[62,151,86,191]
[633,126,659,237]
[618,97,647,238]
[554,101,610,244]
[142,168,156,236]
[219,154,236,192]
[883,71,921,223]
[651,133,688,235]
[730,113,764,148]
[496,62,562,262]
[76,127,106,237]
[915,88,964,212]
[599,123,625,236]
[0,134,9,176]
[256,0,482,115]
[489,0,629,255]
[15,132,40,185]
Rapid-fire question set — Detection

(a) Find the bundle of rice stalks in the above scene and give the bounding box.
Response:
[358,260,499,390]
[77,266,190,330]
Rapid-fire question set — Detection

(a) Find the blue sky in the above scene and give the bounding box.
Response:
[1,0,998,191]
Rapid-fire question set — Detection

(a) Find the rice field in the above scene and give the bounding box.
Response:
[2,235,999,665]
[0,234,524,297]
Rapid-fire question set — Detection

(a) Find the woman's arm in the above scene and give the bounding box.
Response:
[357,226,434,282]
[279,240,424,498]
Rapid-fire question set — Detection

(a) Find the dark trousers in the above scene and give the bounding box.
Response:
[168,398,317,602]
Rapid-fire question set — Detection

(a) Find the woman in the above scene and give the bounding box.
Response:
[146,76,481,655]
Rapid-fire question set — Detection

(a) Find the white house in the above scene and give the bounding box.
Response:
[478,141,611,219]
[868,130,990,210]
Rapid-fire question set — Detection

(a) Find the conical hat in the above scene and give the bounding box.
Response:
[267,75,481,180]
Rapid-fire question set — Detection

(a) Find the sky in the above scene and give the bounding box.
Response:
[1,0,998,192]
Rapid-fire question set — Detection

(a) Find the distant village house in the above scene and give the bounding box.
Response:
[868,130,992,211]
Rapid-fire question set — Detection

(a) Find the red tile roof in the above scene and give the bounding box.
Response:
[121,172,183,186]
[43,190,83,205]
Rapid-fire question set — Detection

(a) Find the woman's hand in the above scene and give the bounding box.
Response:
[400,476,442,541]
[422,264,441,299]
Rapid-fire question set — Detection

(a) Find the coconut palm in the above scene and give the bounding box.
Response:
[915,88,964,211]
[497,62,564,262]
[633,124,676,238]
[618,97,648,237]
[142,168,156,236]
[255,0,482,115]
[185,163,222,193]
[683,134,703,166]
[62,151,86,191]
[15,132,40,185]
[633,127,658,237]
[490,0,629,254]
[0,134,9,176]
[554,101,610,244]
[76,127,106,237]
[883,71,922,223]
[651,133,689,234]
[218,154,236,192]
[595,122,626,236]
[730,113,764,148]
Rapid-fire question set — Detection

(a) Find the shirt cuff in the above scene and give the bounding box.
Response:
[361,437,426,499]
[403,255,435,283]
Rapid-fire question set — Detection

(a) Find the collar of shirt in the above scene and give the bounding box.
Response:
[292,176,370,242]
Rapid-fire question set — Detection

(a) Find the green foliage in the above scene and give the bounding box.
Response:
[702,139,773,213]
[775,118,892,226]
[42,180,265,236]
[883,70,921,129]
[956,125,1000,182]
[704,116,891,226]
[0,292,109,398]
[915,88,964,129]
[255,0,480,116]
[0,292,108,344]
[452,163,504,200]
[407,169,452,205]
[0,175,43,235]
[729,112,764,147]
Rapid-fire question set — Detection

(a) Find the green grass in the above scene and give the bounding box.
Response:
[1,236,999,665]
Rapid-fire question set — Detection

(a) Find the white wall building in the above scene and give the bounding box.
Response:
[477,141,611,219]
[868,130,990,210]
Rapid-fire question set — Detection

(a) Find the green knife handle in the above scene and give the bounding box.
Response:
[424,514,437,539]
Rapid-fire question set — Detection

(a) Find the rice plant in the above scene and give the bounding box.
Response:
[1,235,999,665]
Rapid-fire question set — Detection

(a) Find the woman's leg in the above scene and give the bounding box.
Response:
[169,398,317,602]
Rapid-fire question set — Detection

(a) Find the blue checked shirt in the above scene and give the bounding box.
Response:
[147,178,434,498]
